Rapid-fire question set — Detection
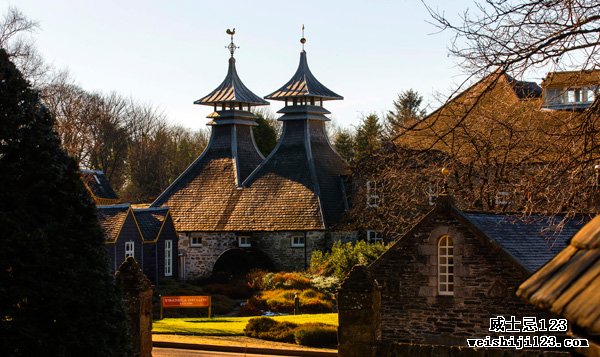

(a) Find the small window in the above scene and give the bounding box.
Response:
[427,183,439,206]
[366,180,383,207]
[366,230,383,243]
[291,234,305,247]
[495,191,510,206]
[238,236,251,248]
[587,87,596,102]
[165,240,173,277]
[125,241,135,258]
[438,235,454,296]
[190,235,202,247]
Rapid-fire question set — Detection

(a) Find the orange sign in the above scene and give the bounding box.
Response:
[161,296,210,308]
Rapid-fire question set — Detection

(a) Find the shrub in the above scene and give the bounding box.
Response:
[246,269,269,290]
[262,272,312,290]
[238,303,262,317]
[203,282,252,299]
[294,323,338,347]
[253,289,333,314]
[244,317,278,337]
[310,276,341,295]
[260,321,298,343]
[244,317,298,343]
[310,240,388,279]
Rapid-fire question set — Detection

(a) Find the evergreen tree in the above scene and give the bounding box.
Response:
[0,49,130,356]
[354,114,383,162]
[333,128,355,164]
[385,89,426,138]
[252,112,278,156]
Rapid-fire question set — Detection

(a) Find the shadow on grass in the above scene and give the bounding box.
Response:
[184,320,238,323]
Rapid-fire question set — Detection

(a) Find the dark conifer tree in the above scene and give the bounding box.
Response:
[253,113,278,156]
[354,113,384,162]
[0,49,130,356]
[333,129,355,164]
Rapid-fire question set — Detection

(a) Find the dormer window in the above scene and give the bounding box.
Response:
[366,180,383,207]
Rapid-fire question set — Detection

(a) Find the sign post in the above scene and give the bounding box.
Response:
[159,295,211,319]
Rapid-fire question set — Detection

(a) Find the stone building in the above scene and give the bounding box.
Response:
[337,195,586,356]
[151,33,351,280]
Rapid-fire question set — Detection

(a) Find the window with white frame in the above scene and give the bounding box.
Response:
[190,234,202,247]
[366,180,383,207]
[238,236,251,247]
[366,230,383,243]
[438,235,454,296]
[427,183,440,206]
[291,234,305,247]
[165,240,173,277]
[495,191,510,206]
[125,241,135,258]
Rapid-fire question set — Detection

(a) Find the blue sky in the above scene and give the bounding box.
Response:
[8,0,482,130]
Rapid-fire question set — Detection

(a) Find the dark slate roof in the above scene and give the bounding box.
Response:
[518,216,600,336]
[265,51,343,101]
[96,204,131,242]
[81,169,118,200]
[460,212,586,273]
[239,112,351,230]
[194,57,268,107]
[133,207,169,242]
[506,74,542,99]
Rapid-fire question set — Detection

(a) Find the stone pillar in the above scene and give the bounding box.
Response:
[338,265,381,357]
[116,257,153,357]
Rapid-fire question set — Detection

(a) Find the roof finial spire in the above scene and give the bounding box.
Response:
[226,28,238,57]
[300,24,306,51]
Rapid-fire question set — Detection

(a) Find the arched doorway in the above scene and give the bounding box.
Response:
[212,248,274,280]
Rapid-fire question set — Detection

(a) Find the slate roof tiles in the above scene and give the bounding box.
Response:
[517,215,600,336]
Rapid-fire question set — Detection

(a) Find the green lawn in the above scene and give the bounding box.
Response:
[153,313,338,336]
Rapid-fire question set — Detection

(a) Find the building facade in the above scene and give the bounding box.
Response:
[338,196,585,356]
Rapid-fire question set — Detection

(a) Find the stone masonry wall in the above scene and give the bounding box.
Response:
[253,231,326,271]
[372,211,556,346]
[178,231,334,279]
[178,232,237,279]
[339,209,558,353]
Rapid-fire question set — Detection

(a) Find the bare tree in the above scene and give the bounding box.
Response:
[426,0,600,77]
[0,6,49,85]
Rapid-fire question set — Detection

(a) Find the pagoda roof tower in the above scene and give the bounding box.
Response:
[195,29,268,110]
[235,31,350,230]
[265,50,343,102]
[152,30,267,231]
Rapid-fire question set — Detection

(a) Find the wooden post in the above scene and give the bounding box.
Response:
[208,296,212,318]
[160,296,163,320]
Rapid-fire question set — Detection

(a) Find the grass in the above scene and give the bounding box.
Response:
[153,313,338,336]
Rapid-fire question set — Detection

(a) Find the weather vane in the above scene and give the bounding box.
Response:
[226,28,238,57]
[300,24,306,50]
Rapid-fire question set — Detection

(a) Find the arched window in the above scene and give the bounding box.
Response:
[438,235,454,295]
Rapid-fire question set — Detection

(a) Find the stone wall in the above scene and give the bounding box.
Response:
[338,265,381,357]
[253,231,326,271]
[338,208,558,353]
[178,232,237,280]
[178,230,343,279]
